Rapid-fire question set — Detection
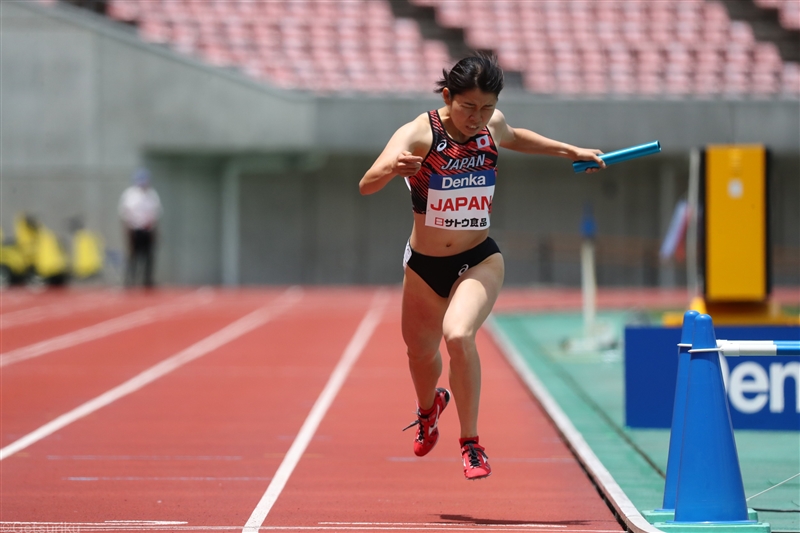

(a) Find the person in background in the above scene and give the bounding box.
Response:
[118,167,162,288]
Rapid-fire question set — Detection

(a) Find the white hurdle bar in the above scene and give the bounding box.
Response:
[689,340,800,357]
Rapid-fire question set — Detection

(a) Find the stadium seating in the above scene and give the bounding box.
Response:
[103,0,451,94]
[42,0,800,98]
[411,0,799,98]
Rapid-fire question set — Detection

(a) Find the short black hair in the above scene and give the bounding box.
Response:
[435,52,504,97]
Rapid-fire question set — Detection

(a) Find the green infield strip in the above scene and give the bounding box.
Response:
[492,312,799,533]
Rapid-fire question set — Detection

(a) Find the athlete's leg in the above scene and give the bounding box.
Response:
[442,253,504,438]
[401,266,448,410]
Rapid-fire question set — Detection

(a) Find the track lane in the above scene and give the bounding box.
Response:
[0,289,214,358]
[0,290,288,448]
[243,291,389,530]
[0,289,126,331]
[263,300,624,531]
[0,287,70,313]
[2,288,628,531]
[0,289,380,528]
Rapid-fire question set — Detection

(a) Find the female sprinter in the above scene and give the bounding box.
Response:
[359,54,605,480]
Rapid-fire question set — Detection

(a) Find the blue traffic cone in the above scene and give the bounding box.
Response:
[643,310,699,524]
[673,313,749,522]
[661,310,699,511]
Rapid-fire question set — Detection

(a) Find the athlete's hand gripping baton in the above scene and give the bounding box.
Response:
[573,141,662,173]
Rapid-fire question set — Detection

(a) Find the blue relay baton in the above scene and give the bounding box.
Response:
[573,140,661,173]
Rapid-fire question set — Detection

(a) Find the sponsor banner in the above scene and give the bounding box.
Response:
[426,169,495,230]
[625,325,800,430]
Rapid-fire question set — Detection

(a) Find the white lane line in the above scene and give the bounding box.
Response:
[242,290,389,533]
[320,523,567,528]
[385,456,573,463]
[0,289,215,368]
[263,529,622,532]
[0,291,39,307]
[47,455,242,460]
[0,287,302,461]
[0,292,120,330]
[65,476,272,481]
[0,524,622,532]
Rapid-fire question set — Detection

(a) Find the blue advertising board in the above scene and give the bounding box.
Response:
[625,325,800,430]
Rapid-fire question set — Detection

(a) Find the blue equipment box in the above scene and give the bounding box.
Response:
[625,325,800,430]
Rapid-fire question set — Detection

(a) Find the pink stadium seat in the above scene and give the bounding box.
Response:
[436,3,463,28]
[171,22,199,54]
[781,63,800,94]
[525,74,556,94]
[107,0,139,22]
[697,48,724,72]
[611,78,636,96]
[729,21,756,45]
[753,43,784,76]
[694,75,723,96]
[780,2,800,29]
[638,78,663,96]
[138,18,171,44]
[751,74,780,95]
[637,48,663,75]
[199,43,232,68]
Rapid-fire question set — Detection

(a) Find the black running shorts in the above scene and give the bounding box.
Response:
[403,237,501,298]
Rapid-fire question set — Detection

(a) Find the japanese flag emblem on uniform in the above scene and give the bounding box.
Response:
[476,135,490,149]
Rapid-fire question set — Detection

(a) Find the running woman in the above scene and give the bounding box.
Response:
[359,54,605,480]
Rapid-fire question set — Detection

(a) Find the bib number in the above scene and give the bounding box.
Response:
[425,169,495,230]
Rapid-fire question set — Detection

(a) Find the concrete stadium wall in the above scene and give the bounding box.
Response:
[147,151,799,288]
[2,1,798,287]
[316,93,800,155]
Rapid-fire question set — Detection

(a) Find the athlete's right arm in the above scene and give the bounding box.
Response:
[359,115,429,196]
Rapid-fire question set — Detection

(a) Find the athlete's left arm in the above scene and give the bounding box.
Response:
[490,110,605,171]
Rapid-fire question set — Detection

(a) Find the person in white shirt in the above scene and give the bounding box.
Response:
[118,167,162,287]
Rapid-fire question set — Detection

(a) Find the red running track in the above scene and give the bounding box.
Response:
[1,287,623,532]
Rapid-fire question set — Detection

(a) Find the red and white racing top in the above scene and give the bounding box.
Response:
[406,110,499,230]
